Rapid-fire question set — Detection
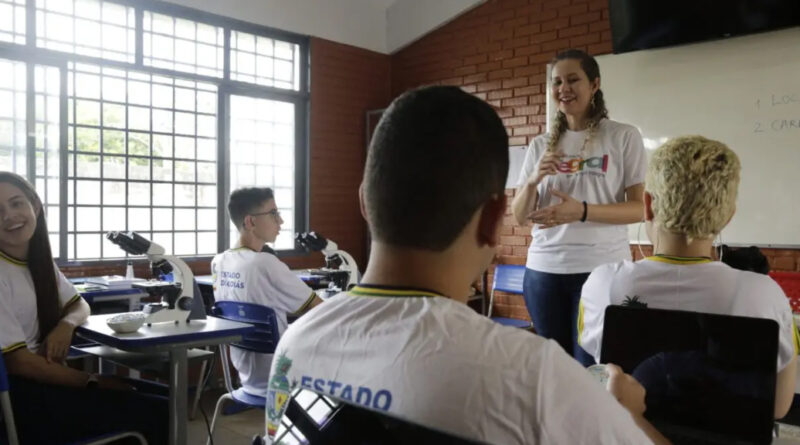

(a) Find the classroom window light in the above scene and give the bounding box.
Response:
[35,0,136,63]
[230,30,301,91]
[0,0,26,45]
[143,11,224,78]
[0,58,26,176]
[228,95,295,250]
[67,62,218,260]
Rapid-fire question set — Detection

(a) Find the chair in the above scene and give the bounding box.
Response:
[487,264,533,329]
[206,301,279,445]
[263,390,484,445]
[0,353,147,445]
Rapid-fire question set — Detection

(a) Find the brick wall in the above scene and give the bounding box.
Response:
[63,37,391,279]
[391,0,800,320]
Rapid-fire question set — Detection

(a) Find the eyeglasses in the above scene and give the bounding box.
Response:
[250,209,281,220]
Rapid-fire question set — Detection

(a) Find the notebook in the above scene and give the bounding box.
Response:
[601,306,779,445]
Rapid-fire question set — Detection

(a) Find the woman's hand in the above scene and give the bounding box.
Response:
[528,151,562,186]
[527,189,583,228]
[42,321,75,363]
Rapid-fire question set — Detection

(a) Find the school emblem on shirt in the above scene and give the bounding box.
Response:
[266,353,293,437]
[621,295,648,308]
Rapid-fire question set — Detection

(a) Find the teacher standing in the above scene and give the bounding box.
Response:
[512,49,646,366]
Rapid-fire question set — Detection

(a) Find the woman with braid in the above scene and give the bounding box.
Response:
[512,49,646,366]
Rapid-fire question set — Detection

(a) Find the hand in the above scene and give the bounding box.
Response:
[606,363,646,417]
[96,375,136,391]
[527,189,583,228]
[42,321,75,363]
[528,151,562,186]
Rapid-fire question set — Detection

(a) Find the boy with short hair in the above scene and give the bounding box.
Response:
[579,135,798,418]
[265,86,668,444]
[211,187,322,397]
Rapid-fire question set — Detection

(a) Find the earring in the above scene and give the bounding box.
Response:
[590,94,596,109]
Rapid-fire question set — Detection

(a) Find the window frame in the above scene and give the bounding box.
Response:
[0,0,310,266]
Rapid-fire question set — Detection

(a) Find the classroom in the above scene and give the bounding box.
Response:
[1,0,799,444]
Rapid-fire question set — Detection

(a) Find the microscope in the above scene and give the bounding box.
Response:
[295,232,360,292]
[106,231,196,325]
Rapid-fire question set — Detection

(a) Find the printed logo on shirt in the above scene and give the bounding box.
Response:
[218,270,245,289]
[557,154,609,175]
[300,375,393,412]
[267,353,293,437]
[621,295,648,308]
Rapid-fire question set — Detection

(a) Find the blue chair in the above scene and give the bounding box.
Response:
[0,352,147,445]
[488,264,534,330]
[206,301,280,445]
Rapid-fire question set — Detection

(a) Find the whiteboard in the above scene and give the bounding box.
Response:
[547,27,800,247]
[506,145,527,189]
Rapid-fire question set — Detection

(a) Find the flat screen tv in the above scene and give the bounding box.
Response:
[609,0,800,54]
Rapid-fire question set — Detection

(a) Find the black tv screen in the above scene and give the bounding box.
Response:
[609,0,800,54]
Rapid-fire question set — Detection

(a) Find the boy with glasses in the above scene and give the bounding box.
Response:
[211,187,322,397]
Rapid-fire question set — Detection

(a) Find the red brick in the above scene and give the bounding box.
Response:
[453,65,477,76]
[589,20,611,32]
[515,43,543,57]
[542,17,569,33]
[513,225,531,236]
[503,116,528,127]
[558,24,589,39]
[529,9,558,23]
[515,23,542,37]
[464,54,488,65]
[503,16,529,30]
[515,105,542,116]
[502,77,529,89]
[491,49,514,61]
[488,89,514,100]
[476,80,502,92]
[496,107,514,118]
[513,126,540,136]
[559,4,589,17]
[478,60,503,72]
[542,39,570,52]
[503,36,531,50]
[589,41,614,55]
[542,0,571,10]
[489,28,514,41]
[463,72,488,84]
[508,136,528,146]
[533,30,559,43]
[571,33,601,47]
[589,0,608,11]
[501,235,527,246]
[502,56,529,69]
[489,69,514,80]
[514,65,543,77]
[460,84,477,93]
[512,246,529,256]
[771,256,796,272]
[499,226,514,236]
[601,30,613,41]
[514,85,540,96]
[502,96,529,107]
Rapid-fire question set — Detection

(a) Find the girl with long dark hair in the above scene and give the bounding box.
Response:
[0,171,167,444]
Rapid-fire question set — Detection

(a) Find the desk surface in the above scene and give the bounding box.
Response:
[76,314,254,350]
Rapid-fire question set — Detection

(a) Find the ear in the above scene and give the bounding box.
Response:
[358,182,368,222]
[242,214,253,231]
[477,195,507,247]
[643,191,654,222]
[591,77,600,95]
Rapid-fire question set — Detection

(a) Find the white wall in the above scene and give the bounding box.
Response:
[165,0,390,53]
[386,0,485,53]
[166,0,485,54]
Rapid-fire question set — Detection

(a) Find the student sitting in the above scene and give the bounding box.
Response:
[0,172,168,445]
[211,187,322,397]
[264,86,669,444]
[578,136,798,418]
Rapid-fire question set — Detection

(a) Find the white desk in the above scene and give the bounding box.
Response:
[76,314,254,445]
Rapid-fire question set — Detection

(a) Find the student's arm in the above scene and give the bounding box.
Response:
[5,348,131,390]
[775,354,796,418]
[42,296,90,363]
[606,364,672,445]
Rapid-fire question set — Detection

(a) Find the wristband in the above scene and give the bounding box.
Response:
[580,201,588,223]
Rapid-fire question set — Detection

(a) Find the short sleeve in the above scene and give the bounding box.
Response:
[516,136,545,188]
[261,256,315,315]
[621,125,647,189]
[0,281,28,355]
[55,265,81,309]
[579,264,616,363]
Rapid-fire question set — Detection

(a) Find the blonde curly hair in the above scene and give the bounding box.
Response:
[646,135,740,242]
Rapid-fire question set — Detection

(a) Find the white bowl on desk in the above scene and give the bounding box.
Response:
[106,312,146,334]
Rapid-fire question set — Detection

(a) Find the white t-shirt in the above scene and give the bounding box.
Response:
[265,285,653,444]
[516,119,647,274]
[211,247,316,397]
[0,251,82,355]
[579,257,799,369]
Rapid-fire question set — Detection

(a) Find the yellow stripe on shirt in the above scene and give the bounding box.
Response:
[1,341,27,355]
[348,286,442,298]
[793,318,800,355]
[289,291,318,316]
[645,255,713,265]
[577,300,585,345]
[0,249,26,266]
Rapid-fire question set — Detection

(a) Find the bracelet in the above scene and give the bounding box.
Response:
[580,201,588,222]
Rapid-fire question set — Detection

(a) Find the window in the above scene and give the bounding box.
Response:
[0,0,26,44]
[230,30,301,90]
[36,0,136,62]
[0,0,309,263]
[143,11,224,78]
[229,95,295,249]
